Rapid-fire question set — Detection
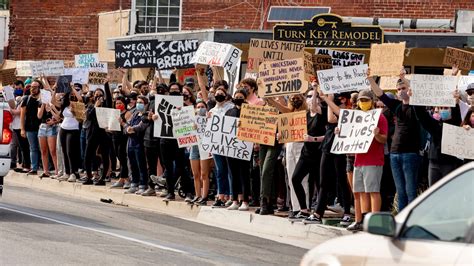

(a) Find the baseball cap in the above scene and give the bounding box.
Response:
[358,89,375,100]
[467,83,474,91]
[184,77,195,86]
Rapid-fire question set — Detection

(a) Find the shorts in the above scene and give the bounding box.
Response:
[38,124,58,138]
[189,145,200,160]
[346,155,355,172]
[353,166,383,193]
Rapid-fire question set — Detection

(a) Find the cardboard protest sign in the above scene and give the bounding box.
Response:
[237,104,278,146]
[315,48,365,68]
[75,53,99,68]
[317,64,370,94]
[88,72,107,85]
[379,75,412,91]
[457,76,474,92]
[247,38,305,72]
[277,111,307,143]
[16,61,34,76]
[70,102,86,122]
[201,115,253,161]
[0,68,17,86]
[153,95,183,138]
[312,54,333,72]
[303,51,315,81]
[409,74,458,107]
[108,68,124,83]
[443,47,474,71]
[195,115,213,160]
[171,106,199,148]
[369,42,405,77]
[257,58,308,98]
[191,41,242,77]
[115,39,199,69]
[64,68,89,84]
[56,75,72,93]
[442,124,474,160]
[331,108,382,154]
[30,60,65,76]
[2,86,15,101]
[95,107,121,131]
[40,89,52,105]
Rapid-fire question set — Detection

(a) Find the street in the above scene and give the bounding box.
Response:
[0,185,306,265]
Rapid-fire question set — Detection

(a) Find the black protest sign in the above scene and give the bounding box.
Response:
[115,39,199,69]
[56,75,72,93]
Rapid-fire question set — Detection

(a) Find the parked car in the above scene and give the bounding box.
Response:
[0,94,13,196]
[301,162,474,266]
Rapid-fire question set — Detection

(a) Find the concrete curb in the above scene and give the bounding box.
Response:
[5,171,350,249]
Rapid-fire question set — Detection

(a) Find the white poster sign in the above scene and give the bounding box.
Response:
[16,61,34,77]
[75,53,99,68]
[153,95,183,138]
[171,106,199,148]
[317,64,370,94]
[2,86,15,101]
[195,115,213,160]
[191,41,242,77]
[442,124,474,160]
[201,115,253,161]
[64,68,89,84]
[95,107,121,131]
[30,60,65,76]
[331,109,382,154]
[409,74,458,107]
[457,76,474,92]
[315,48,365,68]
[40,89,52,105]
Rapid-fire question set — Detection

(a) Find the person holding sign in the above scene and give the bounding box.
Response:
[239,78,264,106]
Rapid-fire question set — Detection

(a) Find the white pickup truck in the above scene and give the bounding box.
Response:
[0,95,13,196]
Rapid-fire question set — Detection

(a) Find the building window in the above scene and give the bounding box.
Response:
[0,0,9,10]
[135,0,181,33]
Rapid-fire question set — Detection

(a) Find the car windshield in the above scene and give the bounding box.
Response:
[401,169,474,243]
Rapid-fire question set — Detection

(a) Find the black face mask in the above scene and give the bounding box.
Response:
[291,99,303,109]
[215,94,226,103]
[183,95,190,101]
[169,91,181,96]
[233,98,245,106]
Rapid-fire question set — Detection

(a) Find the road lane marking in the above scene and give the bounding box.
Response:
[0,205,188,255]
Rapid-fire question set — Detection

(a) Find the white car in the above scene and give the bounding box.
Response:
[0,96,13,196]
[301,162,474,266]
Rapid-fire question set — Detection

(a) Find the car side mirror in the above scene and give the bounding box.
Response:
[364,213,396,237]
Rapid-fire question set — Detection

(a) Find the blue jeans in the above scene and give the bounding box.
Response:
[128,145,148,188]
[26,131,40,171]
[390,153,420,211]
[80,128,87,170]
[213,154,230,196]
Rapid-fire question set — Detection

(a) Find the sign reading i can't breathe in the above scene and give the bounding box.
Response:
[331,108,382,154]
[115,39,199,69]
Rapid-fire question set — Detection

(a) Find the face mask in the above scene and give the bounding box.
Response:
[399,90,409,101]
[291,99,303,109]
[14,89,23,97]
[439,109,451,121]
[136,103,145,112]
[432,113,441,121]
[169,91,181,96]
[358,101,372,111]
[116,103,125,112]
[233,98,245,107]
[215,94,226,103]
[183,94,190,101]
[198,107,207,116]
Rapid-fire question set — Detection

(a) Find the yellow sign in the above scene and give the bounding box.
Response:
[237,103,279,146]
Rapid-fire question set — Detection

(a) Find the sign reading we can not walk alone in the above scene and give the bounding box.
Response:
[237,104,279,146]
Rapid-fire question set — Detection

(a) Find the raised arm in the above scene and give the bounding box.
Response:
[196,64,209,102]
[266,97,291,113]
[120,68,132,96]
[104,82,112,108]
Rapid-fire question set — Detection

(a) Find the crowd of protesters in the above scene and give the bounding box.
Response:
[6,63,474,231]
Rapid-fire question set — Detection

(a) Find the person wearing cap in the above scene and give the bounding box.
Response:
[459,83,474,121]
[184,77,195,89]
[368,69,422,211]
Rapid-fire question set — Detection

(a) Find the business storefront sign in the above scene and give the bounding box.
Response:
[273,14,383,49]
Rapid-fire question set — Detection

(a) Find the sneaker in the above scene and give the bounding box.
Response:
[238,202,249,211]
[327,203,344,214]
[346,222,363,232]
[123,182,131,190]
[39,172,50,178]
[104,176,111,182]
[125,186,138,194]
[224,200,233,207]
[67,174,76,182]
[57,174,69,181]
[287,211,299,219]
[195,198,208,206]
[184,194,194,203]
[212,199,226,208]
[188,196,200,204]
[227,202,239,210]
[80,178,93,185]
[159,189,169,197]
[302,214,322,224]
[110,181,124,189]
[288,211,310,221]
[340,215,352,226]
[163,193,175,202]
[149,175,159,184]
[141,188,156,196]
[93,179,106,186]
[135,188,146,195]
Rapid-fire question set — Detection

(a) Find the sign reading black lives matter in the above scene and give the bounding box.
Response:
[331,109,382,154]
[115,39,199,69]
[273,14,383,49]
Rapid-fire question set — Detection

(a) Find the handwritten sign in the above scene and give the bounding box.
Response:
[442,124,474,160]
[315,48,365,68]
[312,54,333,71]
[331,109,382,154]
[88,72,107,85]
[16,61,34,76]
[304,51,315,81]
[379,75,412,91]
[317,64,370,94]
[257,58,308,97]
[153,95,183,138]
[191,41,242,77]
[247,38,304,72]
[278,111,307,143]
[201,115,253,161]
[64,68,89,84]
[0,68,17,86]
[171,106,199,148]
[457,76,474,92]
[443,47,474,71]
[369,42,405,77]
[237,104,278,146]
[195,116,213,160]
[2,86,15,101]
[40,89,52,105]
[30,60,65,76]
[95,107,121,131]
[409,74,458,107]
[108,68,124,83]
[70,102,85,122]
[75,53,99,68]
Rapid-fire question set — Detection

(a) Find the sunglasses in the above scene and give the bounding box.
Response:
[467,90,474,96]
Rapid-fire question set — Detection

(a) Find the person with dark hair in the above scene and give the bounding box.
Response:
[20,80,43,175]
[239,78,264,106]
[14,80,25,97]
[110,95,132,188]
[182,86,196,106]
[10,91,30,173]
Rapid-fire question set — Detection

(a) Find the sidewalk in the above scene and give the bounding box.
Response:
[5,171,350,249]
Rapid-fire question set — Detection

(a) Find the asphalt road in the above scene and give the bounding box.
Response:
[0,185,306,265]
